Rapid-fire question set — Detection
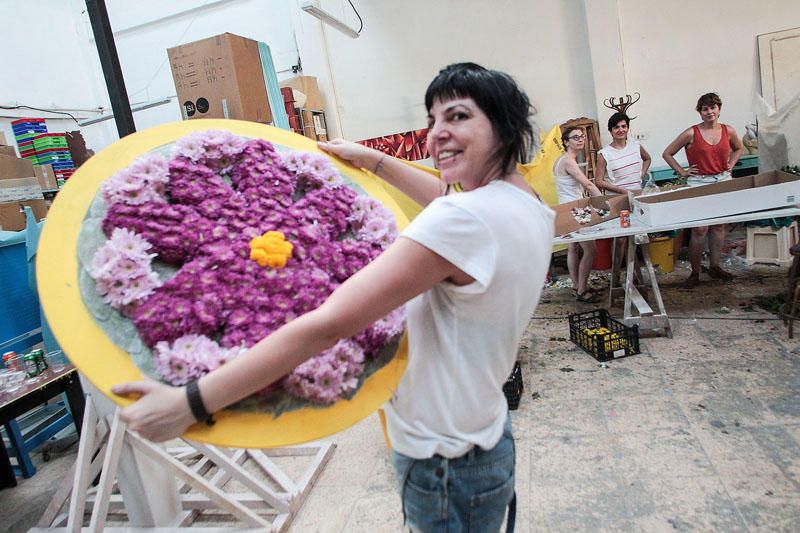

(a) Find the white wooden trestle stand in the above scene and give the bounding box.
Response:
[608,233,673,338]
[32,384,334,532]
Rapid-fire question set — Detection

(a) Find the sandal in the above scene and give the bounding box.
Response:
[575,289,601,303]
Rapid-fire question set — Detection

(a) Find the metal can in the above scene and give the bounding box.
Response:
[32,349,47,371]
[56,178,66,188]
[619,210,631,228]
[3,351,21,371]
[24,353,42,377]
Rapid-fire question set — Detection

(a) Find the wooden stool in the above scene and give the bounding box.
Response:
[784,243,800,338]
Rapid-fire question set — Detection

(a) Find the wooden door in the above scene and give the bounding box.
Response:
[759,27,800,110]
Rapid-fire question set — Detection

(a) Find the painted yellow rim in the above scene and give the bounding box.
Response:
[38,119,409,448]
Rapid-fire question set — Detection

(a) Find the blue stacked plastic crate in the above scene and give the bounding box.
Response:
[12,119,48,165]
[10,119,76,181]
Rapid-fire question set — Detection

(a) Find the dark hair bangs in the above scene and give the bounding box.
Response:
[425,63,535,174]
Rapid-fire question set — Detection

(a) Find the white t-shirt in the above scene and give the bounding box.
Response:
[598,140,643,190]
[384,180,554,459]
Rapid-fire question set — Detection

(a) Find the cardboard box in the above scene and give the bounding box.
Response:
[34,164,58,190]
[0,177,44,203]
[632,170,800,226]
[280,76,323,111]
[554,194,630,237]
[168,33,272,123]
[301,110,316,140]
[0,153,35,181]
[0,199,47,231]
[0,132,15,157]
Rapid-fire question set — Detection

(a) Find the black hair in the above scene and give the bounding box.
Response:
[424,63,535,175]
[607,112,630,131]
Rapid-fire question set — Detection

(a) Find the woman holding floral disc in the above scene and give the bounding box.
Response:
[113,63,554,532]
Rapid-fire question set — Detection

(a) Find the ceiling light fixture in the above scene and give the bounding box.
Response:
[300,1,360,39]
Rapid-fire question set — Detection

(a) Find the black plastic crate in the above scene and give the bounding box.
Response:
[503,361,523,410]
[568,309,640,361]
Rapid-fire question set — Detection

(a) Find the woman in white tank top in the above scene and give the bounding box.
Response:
[554,126,603,302]
[595,112,652,284]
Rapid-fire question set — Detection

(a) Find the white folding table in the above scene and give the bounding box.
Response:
[554,206,800,338]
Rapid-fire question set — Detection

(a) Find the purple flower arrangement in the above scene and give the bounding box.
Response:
[87,130,404,406]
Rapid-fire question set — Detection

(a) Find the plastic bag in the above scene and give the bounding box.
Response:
[640,172,660,195]
[755,92,800,172]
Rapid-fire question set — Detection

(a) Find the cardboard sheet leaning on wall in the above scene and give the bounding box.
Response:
[756,92,800,172]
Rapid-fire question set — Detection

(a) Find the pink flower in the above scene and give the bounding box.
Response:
[92,132,406,408]
[88,228,160,310]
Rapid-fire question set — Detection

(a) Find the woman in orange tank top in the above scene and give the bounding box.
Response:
[662,92,744,288]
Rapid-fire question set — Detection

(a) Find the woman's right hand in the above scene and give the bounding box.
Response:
[684,164,699,177]
[318,139,383,172]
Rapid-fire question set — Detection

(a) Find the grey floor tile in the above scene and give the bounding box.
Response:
[530,434,620,485]
[601,394,689,434]
[680,390,782,429]
[760,388,800,423]
[528,398,610,439]
[531,477,656,532]
[530,364,668,404]
[661,358,756,395]
[613,428,717,480]
[692,425,800,530]
[341,490,403,532]
[640,476,748,532]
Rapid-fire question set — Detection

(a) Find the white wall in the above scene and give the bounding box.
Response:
[1,0,299,150]
[304,0,597,141]
[298,0,800,169]
[1,0,798,172]
[0,0,103,144]
[611,0,800,166]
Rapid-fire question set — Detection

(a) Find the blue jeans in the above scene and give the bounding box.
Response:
[391,416,516,533]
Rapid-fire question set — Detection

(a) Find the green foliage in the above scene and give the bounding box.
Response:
[782,165,800,175]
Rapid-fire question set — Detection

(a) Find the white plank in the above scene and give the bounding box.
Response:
[66,397,99,532]
[190,442,289,513]
[127,434,270,528]
[88,411,127,531]
[247,450,297,493]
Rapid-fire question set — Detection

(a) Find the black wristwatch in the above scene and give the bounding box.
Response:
[186,380,215,425]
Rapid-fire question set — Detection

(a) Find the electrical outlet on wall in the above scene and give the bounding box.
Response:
[634,133,647,140]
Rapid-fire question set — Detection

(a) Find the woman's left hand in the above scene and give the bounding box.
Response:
[111,380,196,442]
[318,139,383,171]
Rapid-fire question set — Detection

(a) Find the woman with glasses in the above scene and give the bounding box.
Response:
[595,112,652,284]
[554,126,603,303]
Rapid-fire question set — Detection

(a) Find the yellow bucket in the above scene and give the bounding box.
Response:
[648,237,674,273]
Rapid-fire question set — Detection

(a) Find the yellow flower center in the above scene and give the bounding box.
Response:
[249,231,293,268]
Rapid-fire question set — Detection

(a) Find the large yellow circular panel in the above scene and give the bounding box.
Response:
[38,119,408,448]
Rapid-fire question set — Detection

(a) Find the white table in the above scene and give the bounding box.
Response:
[554,206,800,337]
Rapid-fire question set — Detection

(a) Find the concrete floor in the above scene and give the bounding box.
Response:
[2,259,798,532]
